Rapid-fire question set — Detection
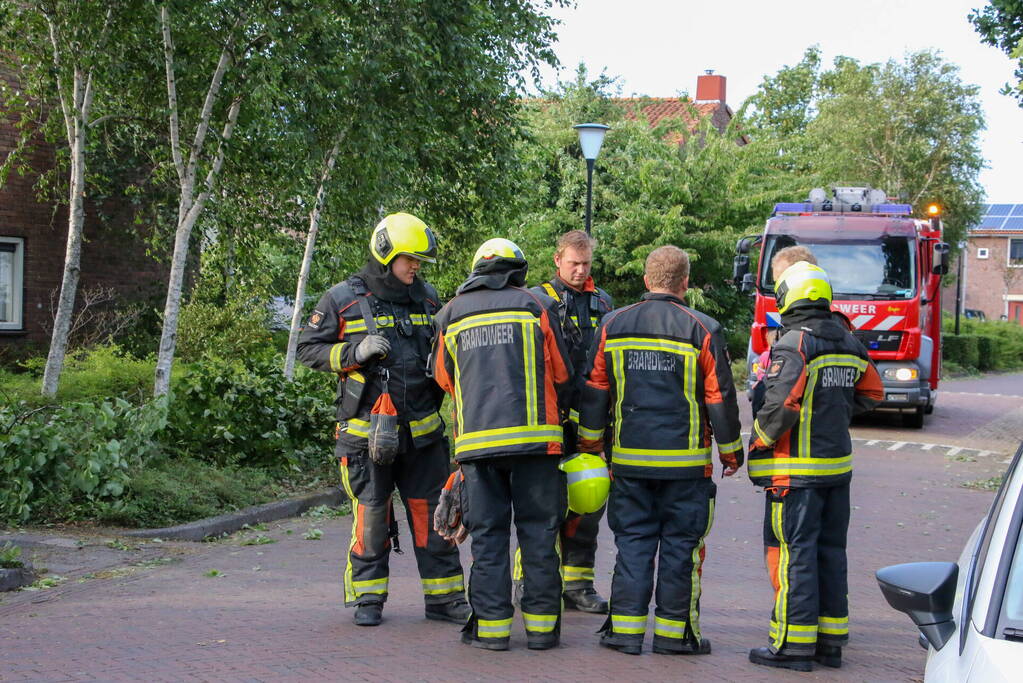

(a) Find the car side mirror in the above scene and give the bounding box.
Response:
[932,242,950,275]
[876,561,958,651]
[741,272,756,295]
[733,253,750,288]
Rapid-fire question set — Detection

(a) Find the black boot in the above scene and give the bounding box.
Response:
[653,637,712,655]
[748,646,813,672]
[353,601,383,627]
[425,598,471,624]
[599,632,642,655]
[461,632,509,651]
[564,586,608,614]
[814,644,842,668]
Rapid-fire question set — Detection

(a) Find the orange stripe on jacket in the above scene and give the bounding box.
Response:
[433,330,454,396]
[699,332,724,404]
[540,308,569,454]
[856,362,884,401]
[586,326,610,391]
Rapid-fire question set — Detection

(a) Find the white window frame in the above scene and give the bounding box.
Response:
[1010,238,1023,268]
[0,236,25,330]
[977,247,990,259]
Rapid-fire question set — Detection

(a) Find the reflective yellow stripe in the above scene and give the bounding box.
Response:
[410,313,432,325]
[819,615,848,635]
[753,418,775,447]
[409,412,442,439]
[568,409,580,424]
[688,496,714,641]
[577,424,603,441]
[562,566,594,582]
[421,574,464,595]
[447,311,538,337]
[771,501,790,650]
[718,437,742,453]
[604,337,697,354]
[454,425,562,455]
[478,618,512,638]
[654,616,687,638]
[345,315,396,333]
[783,623,818,643]
[523,321,538,425]
[352,576,388,596]
[611,446,712,468]
[345,417,370,438]
[611,614,647,634]
[443,332,466,435]
[329,342,348,372]
[522,612,557,633]
[808,354,867,372]
[611,349,627,452]
[801,355,867,457]
[340,460,359,603]
[748,455,852,478]
[541,282,560,301]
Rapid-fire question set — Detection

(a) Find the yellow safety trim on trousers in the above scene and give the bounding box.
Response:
[771,501,790,651]
[563,566,594,582]
[753,418,775,447]
[611,446,712,468]
[421,574,464,595]
[748,455,852,478]
[800,355,866,457]
[654,616,687,638]
[611,614,647,634]
[343,417,370,439]
[329,342,348,372]
[454,425,563,455]
[569,409,580,425]
[478,617,513,638]
[771,621,818,644]
[409,412,443,439]
[522,612,558,633]
[718,437,743,454]
[523,321,538,426]
[819,615,849,635]
[447,311,538,337]
[577,424,603,441]
[351,577,388,597]
[689,496,714,641]
[513,547,523,581]
[340,460,359,603]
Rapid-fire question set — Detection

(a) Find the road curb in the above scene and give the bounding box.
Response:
[123,488,345,542]
[0,565,38,592]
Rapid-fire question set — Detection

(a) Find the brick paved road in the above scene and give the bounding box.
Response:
[0,436,1003,682]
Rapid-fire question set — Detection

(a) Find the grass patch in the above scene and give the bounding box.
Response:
[962,475,1003,491]
[0,346,155,407]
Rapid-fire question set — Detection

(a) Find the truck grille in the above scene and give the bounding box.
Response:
[854,330,903,352]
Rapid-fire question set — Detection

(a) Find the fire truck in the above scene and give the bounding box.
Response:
[732,186,950,428]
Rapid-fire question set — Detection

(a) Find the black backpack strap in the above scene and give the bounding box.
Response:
[347,276,378,335]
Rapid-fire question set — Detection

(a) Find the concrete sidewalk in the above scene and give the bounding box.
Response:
[0,441,1002,682]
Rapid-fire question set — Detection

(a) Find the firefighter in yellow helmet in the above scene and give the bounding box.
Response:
[297,212,468,628]
[578,245,743,656]
[747,249,883,671]
[431,238,573,651]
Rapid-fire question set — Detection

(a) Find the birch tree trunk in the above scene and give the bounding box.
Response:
[40,9,108,396]
[283,139,341,380]
[153,4,243,396]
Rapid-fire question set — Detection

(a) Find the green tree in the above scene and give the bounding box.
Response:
[970,1,1023,105]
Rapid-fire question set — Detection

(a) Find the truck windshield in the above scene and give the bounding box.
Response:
[760,236,916,299]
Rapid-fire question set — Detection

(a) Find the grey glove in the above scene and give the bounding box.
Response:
[354,334,390,364]
[434,469,468,544]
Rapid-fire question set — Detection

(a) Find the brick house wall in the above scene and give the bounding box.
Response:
[0,66,168,348]
[943,233,1023,322]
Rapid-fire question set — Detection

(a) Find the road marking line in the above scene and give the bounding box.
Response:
[866,440,879,446]
[976,451,992,458]
[946,447,962,456]
[921,443,935,451]
[888,442,906,451]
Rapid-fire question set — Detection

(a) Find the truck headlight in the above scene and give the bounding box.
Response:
[883,367,918,382]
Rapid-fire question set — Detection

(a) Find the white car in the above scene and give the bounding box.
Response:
[877,442,1023,681]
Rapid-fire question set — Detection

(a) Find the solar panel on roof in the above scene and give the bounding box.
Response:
[979,218,1006,229]
[1002,217,1023,230]
[981,203,992,213]
[1012,205,1023,216]
[989,204,1014,216]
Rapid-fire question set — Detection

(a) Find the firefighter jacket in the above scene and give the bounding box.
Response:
[296,276,445,449]
[748,308,884,489]
[529,276,613,417]
[432,272,573,463]
[577,292,744,480]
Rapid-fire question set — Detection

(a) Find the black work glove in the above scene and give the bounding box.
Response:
[355,334,390,364]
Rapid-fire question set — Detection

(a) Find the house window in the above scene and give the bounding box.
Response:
[0,237,24,330]
[1011,238,1023,267]
[977,247,989,259]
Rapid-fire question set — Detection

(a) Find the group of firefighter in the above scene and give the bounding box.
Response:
[296,212,884,672]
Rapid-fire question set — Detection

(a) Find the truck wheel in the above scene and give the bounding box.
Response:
[902,406,925,429]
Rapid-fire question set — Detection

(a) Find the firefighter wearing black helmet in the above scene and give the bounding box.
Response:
[297,212,467,628]
[746,247,883,672]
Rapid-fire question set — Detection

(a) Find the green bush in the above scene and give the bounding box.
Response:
[976,335,997,371]
[0,398,167,523]
[165,355,335,470]
[943,334,979,369]
[942,316,1023,371]
[0,345,154,407]
[175,299,274,363]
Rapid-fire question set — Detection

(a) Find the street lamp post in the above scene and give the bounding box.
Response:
[574,123,609,235]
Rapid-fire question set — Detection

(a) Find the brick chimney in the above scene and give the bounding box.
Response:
[696,70,726,103]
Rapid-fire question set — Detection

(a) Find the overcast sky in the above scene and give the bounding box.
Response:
[537,0,1022,203]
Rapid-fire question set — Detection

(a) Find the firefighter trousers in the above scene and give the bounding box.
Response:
[337,437,464,607]
[461,454,565,648]
[512,504,605,590]
[762,483,850,655]
[600,476,716,652]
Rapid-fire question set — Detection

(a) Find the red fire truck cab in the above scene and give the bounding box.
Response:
[733,187,950,428]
